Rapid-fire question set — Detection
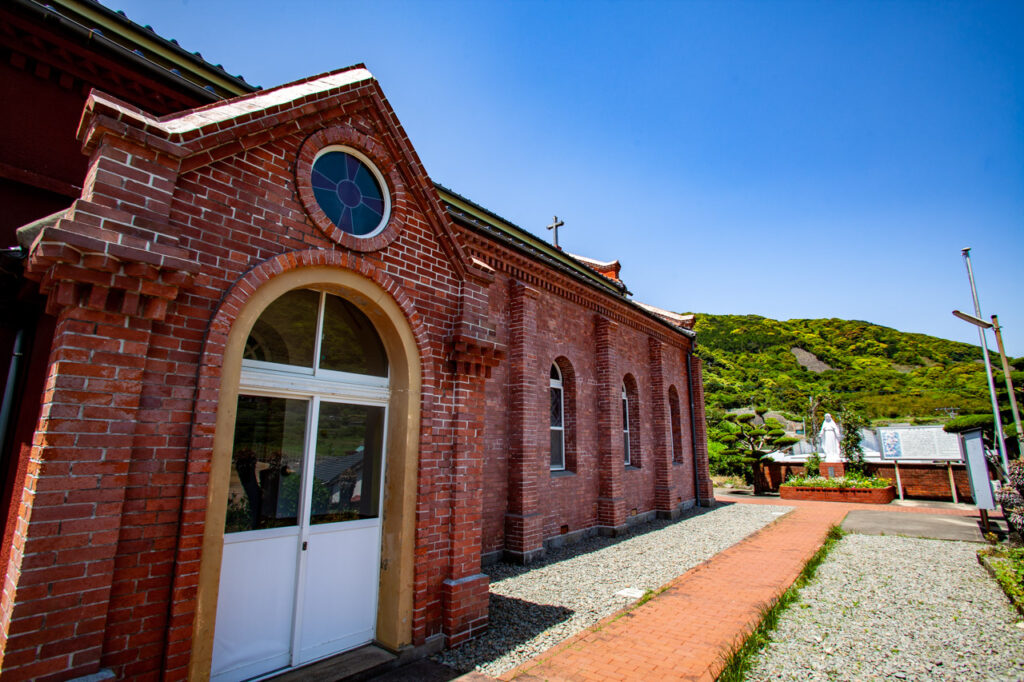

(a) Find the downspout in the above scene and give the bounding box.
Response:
[686,343,702,507]
[0,240,29,473]
[0,325,26,479]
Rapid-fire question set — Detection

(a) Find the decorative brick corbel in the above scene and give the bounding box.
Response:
[448,330,505,379]
[21,90,199,320]
[23,215,199,321]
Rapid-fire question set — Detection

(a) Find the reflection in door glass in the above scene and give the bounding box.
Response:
[319,295,388,376]
[225,395,307,533]
[311,403,385,524]
[242,289,320,367]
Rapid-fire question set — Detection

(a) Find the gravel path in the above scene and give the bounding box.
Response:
[435,503,791,675]
[747,534,1024,681]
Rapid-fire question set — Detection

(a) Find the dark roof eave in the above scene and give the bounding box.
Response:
[447,207,695,340]
[435,183,628,293]
[18,0,255,100]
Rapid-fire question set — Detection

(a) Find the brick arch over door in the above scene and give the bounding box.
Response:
[170,250,426,679]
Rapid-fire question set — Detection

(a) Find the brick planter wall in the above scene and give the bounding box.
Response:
[779,485,897,504]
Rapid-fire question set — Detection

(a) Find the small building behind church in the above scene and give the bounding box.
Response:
[0,2,713,680]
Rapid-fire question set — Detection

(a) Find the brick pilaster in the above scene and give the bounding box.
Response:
[504,282,545,562]
[688,355,714,504]
[443,279,503,647]
[442,370,490,647]
[595,315,626,534]
[648,338,673,515]
[0,308,156,679]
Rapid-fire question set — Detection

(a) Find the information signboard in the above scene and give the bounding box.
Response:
[876,425,962,461]
[960,429,995,510]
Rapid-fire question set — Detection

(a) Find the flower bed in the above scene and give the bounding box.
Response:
[779,485,896,504]
[780,474,896,504]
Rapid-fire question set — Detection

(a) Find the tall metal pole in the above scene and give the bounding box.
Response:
[962,248,1009,474]
[991,314,1022,452]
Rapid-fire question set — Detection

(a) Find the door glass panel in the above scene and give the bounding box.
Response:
[310,402,385,525]
[225,395,307,533]
[319,294,388,376]
[243,289,320,367]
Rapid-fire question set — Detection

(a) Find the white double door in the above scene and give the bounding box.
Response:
[212,394,387,682]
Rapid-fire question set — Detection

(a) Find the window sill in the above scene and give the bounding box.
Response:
[551,469,576,478]
[625,465,642,472]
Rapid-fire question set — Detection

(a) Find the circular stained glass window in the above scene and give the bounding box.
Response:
[310,148,389,237]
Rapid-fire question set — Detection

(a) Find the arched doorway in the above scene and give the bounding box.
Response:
[196,267,421,682]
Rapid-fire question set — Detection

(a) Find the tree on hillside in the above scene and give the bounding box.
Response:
[694,313,996,422]
[838,407,870,476]
[718,410,799,494]
[943,356,1023,462]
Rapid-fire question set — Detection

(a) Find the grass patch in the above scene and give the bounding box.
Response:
[713,475,751,489]
[716,525,845,681]
[979,547,1024,614]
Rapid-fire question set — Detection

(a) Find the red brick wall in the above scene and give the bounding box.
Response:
[463,232,711,559]
[870,463,974,502]
[1,70,715,679]
[2,77,496,679]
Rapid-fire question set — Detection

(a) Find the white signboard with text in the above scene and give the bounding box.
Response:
[877,426,962,461]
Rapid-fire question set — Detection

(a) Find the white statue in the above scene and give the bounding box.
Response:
[819,413,842,462]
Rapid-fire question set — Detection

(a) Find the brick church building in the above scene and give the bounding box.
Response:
[0,1,713,679]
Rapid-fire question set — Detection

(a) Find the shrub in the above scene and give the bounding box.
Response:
[781,472,892,489]
[805,452,822,476]
[1001,461,1024,537]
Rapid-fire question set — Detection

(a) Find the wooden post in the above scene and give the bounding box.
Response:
[947,462,959,504]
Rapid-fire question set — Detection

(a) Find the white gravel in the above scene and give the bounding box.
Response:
[434,502,790,675]
[747,534,1024,681]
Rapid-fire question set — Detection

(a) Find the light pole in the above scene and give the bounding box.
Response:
[954,309,1023,455]
[955,247,1009,475]
[991,315,1022,451]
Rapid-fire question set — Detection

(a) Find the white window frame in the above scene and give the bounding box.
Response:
[550,364,565,471]
[622,382,631,467]
[240,289,390,398]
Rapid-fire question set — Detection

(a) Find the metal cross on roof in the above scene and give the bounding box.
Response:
[546,216,564,248]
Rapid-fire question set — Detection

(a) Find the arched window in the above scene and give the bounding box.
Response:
[550,358,577,473]
[550,364,565,471]
[622,382,631,466]
[622,375,641,468]
[669,385,684,463]
[228,287,389,534]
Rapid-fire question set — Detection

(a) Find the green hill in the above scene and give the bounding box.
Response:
[693,314,999,423]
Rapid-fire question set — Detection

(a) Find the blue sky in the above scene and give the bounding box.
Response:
[113,0,1023,355]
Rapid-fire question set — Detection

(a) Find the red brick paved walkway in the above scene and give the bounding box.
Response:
[500,496,990,682]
